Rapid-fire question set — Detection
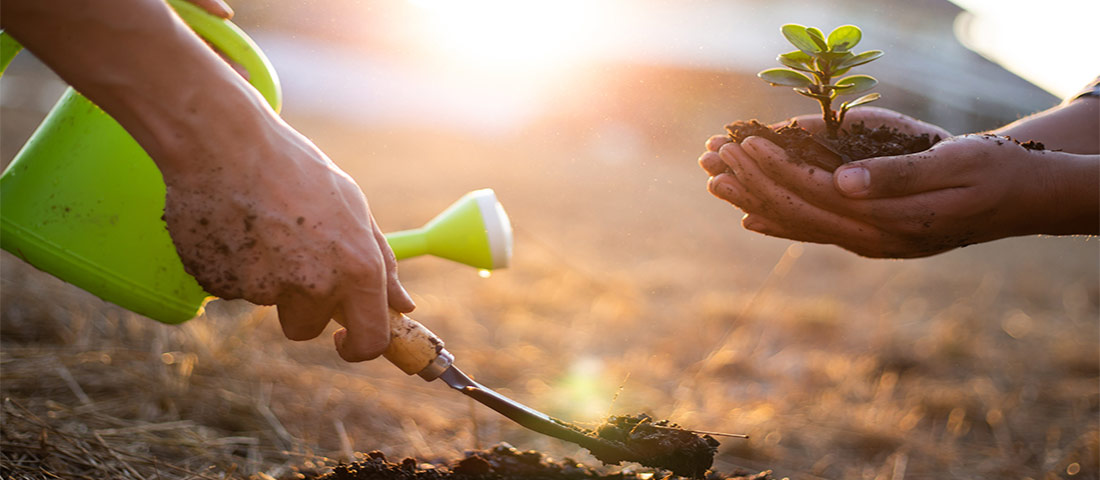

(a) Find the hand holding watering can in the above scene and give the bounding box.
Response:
[1,0,511,362]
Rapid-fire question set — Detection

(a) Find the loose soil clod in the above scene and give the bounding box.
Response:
[309,443,771,480]
[725,120,941,171]
[587,414,720,477]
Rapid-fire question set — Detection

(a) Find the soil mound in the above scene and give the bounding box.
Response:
[725,120,940,171]
[308,443,773,480]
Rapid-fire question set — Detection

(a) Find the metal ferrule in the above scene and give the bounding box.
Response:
[417,348,454,381]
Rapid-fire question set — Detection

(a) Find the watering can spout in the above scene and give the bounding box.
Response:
[387,188,513,271]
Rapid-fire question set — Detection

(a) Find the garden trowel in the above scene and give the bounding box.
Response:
[381,310,636,459]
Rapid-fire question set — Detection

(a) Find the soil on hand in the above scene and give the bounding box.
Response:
[307,443,773,480]
[725,120,941,171]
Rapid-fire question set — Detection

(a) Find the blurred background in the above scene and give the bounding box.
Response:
[2,0,1097,479]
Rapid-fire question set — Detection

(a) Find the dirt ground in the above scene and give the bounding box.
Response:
[2,61,1098,479]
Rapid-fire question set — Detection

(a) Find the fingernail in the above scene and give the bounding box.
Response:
[216,0,235,18]
[835,167,870,195]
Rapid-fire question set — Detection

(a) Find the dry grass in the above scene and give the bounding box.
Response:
[3,64,1098,479]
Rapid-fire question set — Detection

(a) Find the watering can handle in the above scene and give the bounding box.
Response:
[165,0,282,111]
[383,309,450,377]
[0,31,22,77]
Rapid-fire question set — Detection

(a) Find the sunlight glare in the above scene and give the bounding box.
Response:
[949,0,1096,98]
[407,0,607,72]
[552,356,612,420]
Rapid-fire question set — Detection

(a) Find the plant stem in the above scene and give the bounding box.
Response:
[812,67,840,139]
[817,95,839,139]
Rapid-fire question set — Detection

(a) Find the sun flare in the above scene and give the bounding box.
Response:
[407,0,607,72]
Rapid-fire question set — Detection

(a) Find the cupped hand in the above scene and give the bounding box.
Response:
[707,133,1078,258]
[161,116,415,362]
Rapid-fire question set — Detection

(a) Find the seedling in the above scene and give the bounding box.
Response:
[758,24,883,139]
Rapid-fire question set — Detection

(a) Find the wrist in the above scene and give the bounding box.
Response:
[144,75,276,180]
[992,98,1099,154]
[107,15,276,178]
[1025,151,1100,236]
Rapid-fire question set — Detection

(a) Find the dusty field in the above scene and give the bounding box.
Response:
[2,62,1098,479]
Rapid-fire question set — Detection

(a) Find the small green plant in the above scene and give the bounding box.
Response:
[758,24,883,139]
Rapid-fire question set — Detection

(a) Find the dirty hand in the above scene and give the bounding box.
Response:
[162,0,414,360]
[160,115,416,361]
[707,132,1098,258]
[4,0,415,361]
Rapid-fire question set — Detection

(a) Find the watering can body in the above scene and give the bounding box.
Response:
[0,2,512,324]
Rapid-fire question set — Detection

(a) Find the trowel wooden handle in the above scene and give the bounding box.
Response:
[383,309,448,376]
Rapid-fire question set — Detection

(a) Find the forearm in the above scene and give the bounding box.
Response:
[993,97,1099,154]
[0,0,272,176]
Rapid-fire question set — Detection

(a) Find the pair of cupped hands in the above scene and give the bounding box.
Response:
[697,106,1065,258]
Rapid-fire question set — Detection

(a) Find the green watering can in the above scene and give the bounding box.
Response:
[0,0,512,324]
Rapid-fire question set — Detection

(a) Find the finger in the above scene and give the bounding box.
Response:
[699,151,729,177]
[739,204,884,252]
[717,142,779,203]
[707,173,767,214]
[276,290,337,341]
[333,286,391,362]
[741,213,832,244]
[833,146,970,199]
[186,0,234,18]
[706,134,732,153]
[741,213,937,258]
[741,135,840,200]
[372,218,415,313]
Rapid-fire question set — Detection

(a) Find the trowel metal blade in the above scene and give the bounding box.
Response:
[436,365,634,459]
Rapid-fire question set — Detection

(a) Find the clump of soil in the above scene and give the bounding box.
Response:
[978,133,1047,151]
[725,120,941,171]
[305,443,773,480]
[587,414,720,478]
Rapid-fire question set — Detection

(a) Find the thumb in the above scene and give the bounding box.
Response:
[834,151,960,199]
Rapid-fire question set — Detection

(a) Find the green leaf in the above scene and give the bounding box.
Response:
[827,25,862,52]
[833,74,878,95]
[758,68,814,88]
[778,50,815,72]
[806,27,829,51]
[837,50,883,69]
[842,92,881,109]
[781,24,824,54]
